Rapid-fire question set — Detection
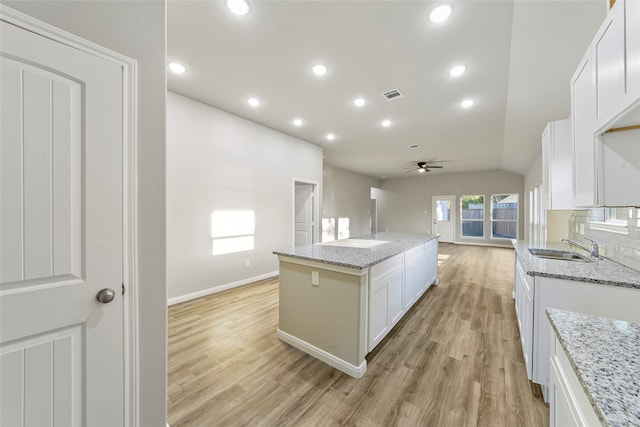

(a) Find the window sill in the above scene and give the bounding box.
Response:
[588,222,629,235]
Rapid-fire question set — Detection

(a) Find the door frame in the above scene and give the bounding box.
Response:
[431,195,456,243]
[2,6,140,426]
[370,198,378,234]
[292,178,319,246]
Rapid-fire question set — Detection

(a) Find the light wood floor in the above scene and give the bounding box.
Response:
[168,244,549,426]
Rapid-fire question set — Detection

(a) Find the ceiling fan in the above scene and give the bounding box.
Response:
[405,161,445,174]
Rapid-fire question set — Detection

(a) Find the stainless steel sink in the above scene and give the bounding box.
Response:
[528,248,592,262]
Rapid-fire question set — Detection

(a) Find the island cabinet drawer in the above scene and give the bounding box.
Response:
[370,253,404,282]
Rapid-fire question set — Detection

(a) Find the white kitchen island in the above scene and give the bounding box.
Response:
[273,232,438,378]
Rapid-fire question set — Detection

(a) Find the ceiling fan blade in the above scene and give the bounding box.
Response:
[426,165,444,168]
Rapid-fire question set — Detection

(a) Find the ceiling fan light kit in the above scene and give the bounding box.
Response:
[405,161,446,173]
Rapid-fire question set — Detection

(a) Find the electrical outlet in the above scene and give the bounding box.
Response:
[311,271,319,286]
[244,259,250,268]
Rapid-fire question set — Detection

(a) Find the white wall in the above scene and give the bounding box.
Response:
[378,170,525,246]
[167,92,323,302]
[1,1,168,425]
[322,164,380,239]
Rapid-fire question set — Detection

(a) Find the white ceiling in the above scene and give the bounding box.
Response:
[168,0,606,179]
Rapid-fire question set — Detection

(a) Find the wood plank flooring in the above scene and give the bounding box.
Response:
[168,244,549,426]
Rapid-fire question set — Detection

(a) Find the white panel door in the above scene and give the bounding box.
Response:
[431,195,455,243]
[0,19,124,427]
[294,183,314,246]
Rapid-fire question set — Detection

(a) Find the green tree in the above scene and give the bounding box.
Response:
[461,195,484,209]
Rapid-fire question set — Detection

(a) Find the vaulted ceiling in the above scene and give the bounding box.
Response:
[168,0,606,178]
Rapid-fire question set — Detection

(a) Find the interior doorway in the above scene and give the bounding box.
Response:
[432,195,455,243]
[294,181,316,246]
[370,198,378,234]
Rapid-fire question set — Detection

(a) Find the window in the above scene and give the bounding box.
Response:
[590,207,630,225]
[589,207,634,234]
[461,195,484,238]
[322,218,335,242]
[322,217,350,241]
[338,217,350,240]
[435,199,452,221]
[491,194,518,239]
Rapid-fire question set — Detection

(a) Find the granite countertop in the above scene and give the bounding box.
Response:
[512,240,640,289]
[273,232,438,269]
[547,309,640,427]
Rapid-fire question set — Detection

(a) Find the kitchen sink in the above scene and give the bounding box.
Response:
[528,248,592,262]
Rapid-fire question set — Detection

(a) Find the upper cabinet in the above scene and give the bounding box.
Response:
[593,2,625,130]
[569,0,640,207]
[542,119,573,210]
[571,49,598,207]
[623,0,640,110]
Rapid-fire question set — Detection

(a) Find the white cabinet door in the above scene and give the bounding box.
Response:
[368,267,404,351]
[424,239,438,288]
[549,357,582,427]
[514,257,534,380]
[593,0,625,130]
[369,254,404,351]
[403,246,421,310]
[571,49,599,207]
[549,337,601,427]
[0,19,125,426]
[403,261,416,311]
[387,268,404,328]
[602,129,640,206]
[624,0,640,108]
[369,278,390,351]
[542,119,573,210]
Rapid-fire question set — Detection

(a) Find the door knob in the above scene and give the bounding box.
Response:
[96,288,116,304]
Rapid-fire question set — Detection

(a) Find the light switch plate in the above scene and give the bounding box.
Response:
[311,271,319,286]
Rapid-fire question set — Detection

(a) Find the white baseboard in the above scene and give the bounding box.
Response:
[276,329,367,379]
[167,271,279,306]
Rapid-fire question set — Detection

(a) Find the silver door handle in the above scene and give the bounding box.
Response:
[96,288,116,304]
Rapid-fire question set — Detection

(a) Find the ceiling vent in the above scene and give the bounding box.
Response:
[381,88,404,101]
[408,144,420,150]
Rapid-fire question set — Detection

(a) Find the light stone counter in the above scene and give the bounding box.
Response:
[547,309,640,427]
[512,240,640,289]
[274,232,438,270]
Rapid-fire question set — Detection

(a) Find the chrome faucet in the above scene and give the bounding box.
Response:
[562,237,601,259]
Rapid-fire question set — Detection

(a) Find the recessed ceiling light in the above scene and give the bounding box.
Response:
[226,0,250,16]
[312,64,327,76]
[354,98,366,107]
[429,4,453,23]
[326,133,336,141]
[169,62,186,74]
[248,98,260,107]
[293,118,303,126]
[461,99,474,108]
[382,119,391,127]
[449,65,467,77]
